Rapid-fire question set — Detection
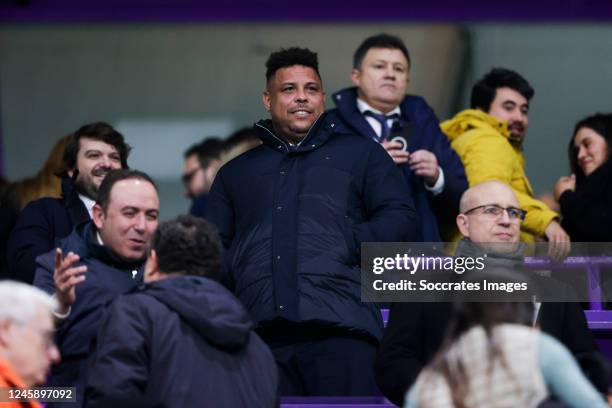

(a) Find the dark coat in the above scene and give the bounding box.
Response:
[7,178,89,283]
[85,275,278,408]
[560,160,612,242]
[375,239,602,406]
[206,112,418,343]
[34,221,144,407]
[330,87,468,241]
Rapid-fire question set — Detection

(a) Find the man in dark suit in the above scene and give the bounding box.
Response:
[7,122,130,283]
[330,33,467,241]
[375,180,605,406]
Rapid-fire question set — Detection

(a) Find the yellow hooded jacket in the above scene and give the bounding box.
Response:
[441,109,558,242]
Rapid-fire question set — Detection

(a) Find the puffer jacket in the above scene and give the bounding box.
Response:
[85,276,278,408]
[207,111,418,343]
[441,109,558,242]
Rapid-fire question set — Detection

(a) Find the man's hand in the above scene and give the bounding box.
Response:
[544,220,571,261]
[553,174,576,202]
[54,248,87,314]
[409,149,440,186]
[381,140,410,165]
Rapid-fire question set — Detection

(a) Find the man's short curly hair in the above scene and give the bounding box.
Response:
[150,215,222,280]
[265,47,321,83]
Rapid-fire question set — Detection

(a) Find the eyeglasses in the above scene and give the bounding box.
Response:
[182,167,201,185]
[463,204,526,221]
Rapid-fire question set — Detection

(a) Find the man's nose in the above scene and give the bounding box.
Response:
[499,209,512,225]
[295,88,308,102]
[384,66,396,79]
[133,213,146,231]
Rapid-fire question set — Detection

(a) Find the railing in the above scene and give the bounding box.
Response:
[380,256,612,330]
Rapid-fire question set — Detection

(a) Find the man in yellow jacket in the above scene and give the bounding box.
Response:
[441,68,569,252]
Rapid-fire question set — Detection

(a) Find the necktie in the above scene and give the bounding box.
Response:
[364,111,400,142]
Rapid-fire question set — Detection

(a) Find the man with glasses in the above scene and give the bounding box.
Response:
[375,181,603,406]
[182,138,224,216]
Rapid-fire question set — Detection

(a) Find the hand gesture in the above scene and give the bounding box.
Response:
[544,220,571,261]
[553,174,576,202]
[409,149,440,186]
[54,248,87,314]
[381,140,410,165]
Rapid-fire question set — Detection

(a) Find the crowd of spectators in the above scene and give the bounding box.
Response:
[0,33,611,407]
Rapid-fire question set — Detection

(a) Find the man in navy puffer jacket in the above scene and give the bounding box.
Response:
[207,46,418,396]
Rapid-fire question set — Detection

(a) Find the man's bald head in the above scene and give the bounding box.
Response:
[457,181,523,247]
[459,181,519,213]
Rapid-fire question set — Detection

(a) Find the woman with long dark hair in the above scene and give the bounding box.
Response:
[554,113,612,241]
[404,301,606,407]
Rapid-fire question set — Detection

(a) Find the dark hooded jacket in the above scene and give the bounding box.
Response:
[7,177,89,283]
[85,275,278,408]
[33,221,144,407]
[206,112,418,343]
[330,87,468,241]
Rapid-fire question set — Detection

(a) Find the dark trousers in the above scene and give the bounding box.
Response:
[259,323,380,396]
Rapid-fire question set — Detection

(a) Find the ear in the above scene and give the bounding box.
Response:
[67,168,75,178]
[262,89,271,112]
[92,204,104,229]
[456,213,470,238]
[350,69,361,87]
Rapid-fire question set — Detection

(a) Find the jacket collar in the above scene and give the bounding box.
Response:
[332,87,380,141]
[254,111,337,154]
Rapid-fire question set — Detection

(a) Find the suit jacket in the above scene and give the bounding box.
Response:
[7,177,89,283]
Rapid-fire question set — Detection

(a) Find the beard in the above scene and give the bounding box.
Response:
[74,173,99,200]
[73,167,110,199]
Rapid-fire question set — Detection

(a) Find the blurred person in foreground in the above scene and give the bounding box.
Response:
[0,281,60,408]
[404,300,607,408]
[85,215,277,408]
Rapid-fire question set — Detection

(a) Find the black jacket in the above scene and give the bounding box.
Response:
[375,239,602,406]
[34,221,144,407]
[207,112,418,343]
[560,160,612,242]
[85,275,278,408]
[7,177,89,283]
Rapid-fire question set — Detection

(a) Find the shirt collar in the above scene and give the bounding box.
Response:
[78,194,96,219]
[356,98,401,117]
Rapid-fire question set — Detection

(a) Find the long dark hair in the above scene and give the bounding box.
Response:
[568,113,612,184]
[422,301,534,408]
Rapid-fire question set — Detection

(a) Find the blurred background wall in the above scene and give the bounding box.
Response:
[1,9,611,218]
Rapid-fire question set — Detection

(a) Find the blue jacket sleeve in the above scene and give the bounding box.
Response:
[32,250,57,295]
[7,201,57,284]
[351,142,419,246]
[85,296,150,406]
[539,332,608,408]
